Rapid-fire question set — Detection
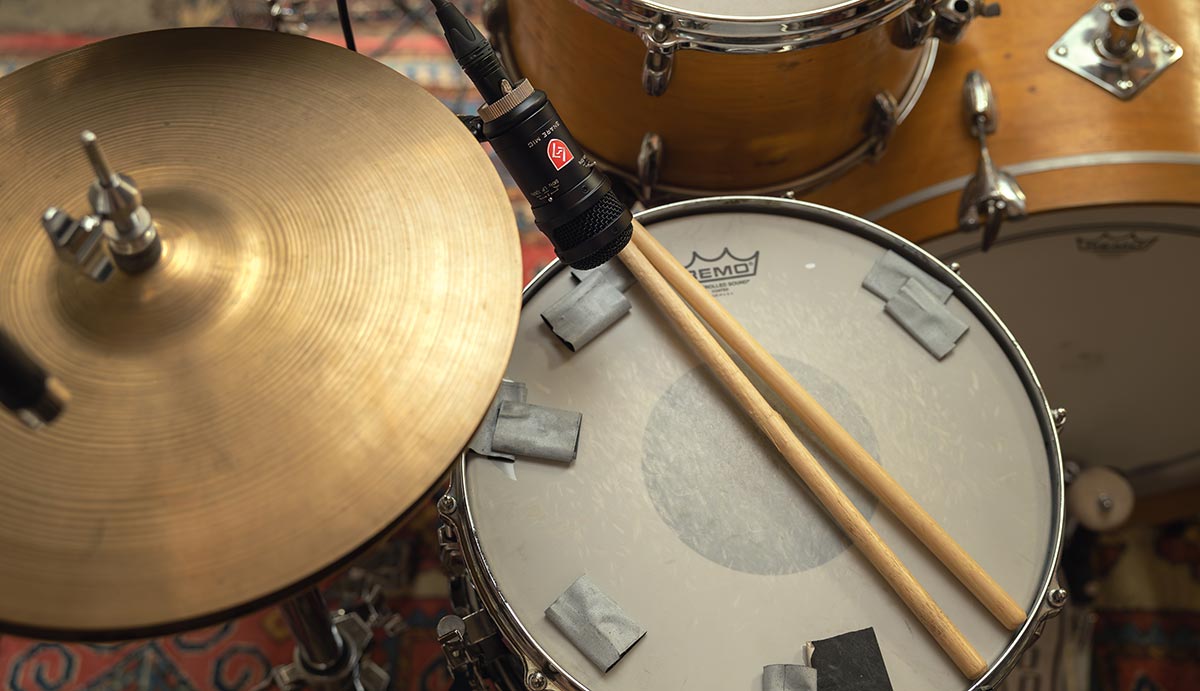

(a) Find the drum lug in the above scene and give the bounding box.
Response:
[866,92,899,161]
[956,71,1027,252]
[640,22,678,96]
[437,609,504,690]
[933,0,1000,44]
[1048,1,1183,100]
[637,132,664,201]
[894,0,997,48]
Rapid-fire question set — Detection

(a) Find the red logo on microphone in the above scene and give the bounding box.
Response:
[547,138,574,171]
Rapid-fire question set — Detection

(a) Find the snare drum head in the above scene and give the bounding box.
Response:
[924,204,1200,492]
[463,199,1060,691]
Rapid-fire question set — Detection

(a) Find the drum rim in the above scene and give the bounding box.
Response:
[447,195,1066,691]
[561,0,916,51]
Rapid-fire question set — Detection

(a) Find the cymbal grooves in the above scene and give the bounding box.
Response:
[0,29,521,637]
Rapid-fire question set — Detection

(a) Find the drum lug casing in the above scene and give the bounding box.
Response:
[1048,1,1182,100]
[866,92,900,161]
[639,21,679,96]
[957,71,1027,250]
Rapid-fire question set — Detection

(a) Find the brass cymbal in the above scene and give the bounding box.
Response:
[0,28,521,638]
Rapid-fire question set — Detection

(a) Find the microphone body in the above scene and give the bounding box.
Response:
[433,0,632,269]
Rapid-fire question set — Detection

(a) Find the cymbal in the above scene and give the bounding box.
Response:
[0,28,521,638]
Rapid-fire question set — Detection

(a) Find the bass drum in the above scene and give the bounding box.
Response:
[439,197,1064,691]
[492,0,939,197]
[806,0,1200,493]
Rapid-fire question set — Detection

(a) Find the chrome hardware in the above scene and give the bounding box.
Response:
[81,130,162,274]
[957,72,1026,252]
[1052,407,1068,431]
[866,92,899,160]
[256,588,389,691]
[41,208,114,282]
[1047,587,1069,609]
[438,493,459,516]
[526,671,549,691]
[637,132,663,200]
[1048,1,1182,100]
[933,0,1000,44]
[949,261,961,275]
[896,0,997,47]
[640,23,677,96]
[267,0,309,35]
[438,610,506,691]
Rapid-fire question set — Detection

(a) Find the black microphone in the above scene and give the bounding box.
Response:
[432,0,632,270]
[1,328,67,428]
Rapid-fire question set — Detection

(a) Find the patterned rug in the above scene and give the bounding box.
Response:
[3,4,1199,690]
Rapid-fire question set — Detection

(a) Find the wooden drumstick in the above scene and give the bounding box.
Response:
[617,239,989,680]
[629,221,1027,632]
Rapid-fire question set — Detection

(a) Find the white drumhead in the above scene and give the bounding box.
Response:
[586,0,893,21]
[924,205,1200,494]
[463,199,1059,691]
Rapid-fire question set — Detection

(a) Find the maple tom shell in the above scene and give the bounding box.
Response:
[490,0,954,197]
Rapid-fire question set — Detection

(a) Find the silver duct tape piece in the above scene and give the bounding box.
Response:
[763,664,818,691]
[862,250,953,303]
[467,380,527,461]
[571,260,637,293]
[492,401,582,464]
[884,278,968,360]
[541,273,632,352]
[545,575,646,673]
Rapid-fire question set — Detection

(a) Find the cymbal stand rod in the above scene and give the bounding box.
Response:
[258,587,388,690]
[81,130,117,187]
[280,588,346,673]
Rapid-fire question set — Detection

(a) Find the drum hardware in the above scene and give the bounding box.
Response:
[252,586,399,691]
[267,0,310,35]
[957,71,1026,251]
[639,23,677,97]
[895,0,1000,48]
[44,130,164,276]
[1048,0,1182,100]
[1052,408,1068,432]
[636,133,663,202]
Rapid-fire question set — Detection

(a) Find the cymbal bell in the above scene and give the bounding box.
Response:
[0,27,521,639]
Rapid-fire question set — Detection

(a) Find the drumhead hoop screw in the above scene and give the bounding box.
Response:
[1047,587,1068,608]
[527,671,549,690]
[438,494,458,516]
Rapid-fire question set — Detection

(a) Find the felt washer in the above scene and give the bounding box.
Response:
[444,197,1065,691]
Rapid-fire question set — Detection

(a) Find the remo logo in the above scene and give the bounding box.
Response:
[546,138,574,171]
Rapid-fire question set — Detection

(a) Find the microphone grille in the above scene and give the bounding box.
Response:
[553,190,632,270]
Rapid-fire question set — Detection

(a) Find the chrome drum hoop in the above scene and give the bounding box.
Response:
[567,0,918,53]
[441,196,1067,691]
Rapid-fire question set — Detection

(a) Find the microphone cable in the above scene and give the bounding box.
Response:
[336,0,358,52]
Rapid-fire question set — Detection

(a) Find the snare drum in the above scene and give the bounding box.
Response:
[806,0,1200,492]
[491,0,966,197]
[438,197,1064,691]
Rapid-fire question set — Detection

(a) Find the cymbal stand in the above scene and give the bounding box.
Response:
[257,586,392,691]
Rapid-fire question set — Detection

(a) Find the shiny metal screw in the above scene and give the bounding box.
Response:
[1052,407,1068,430]
[1117,79,1134,91]
[1048,588,1068,608]
[437,495,458,516]
[1098,493,1114,512]
[527,672,549,691]
[949,262,962,275]
[1055,45,1068,56]
[1164,43,1177,54]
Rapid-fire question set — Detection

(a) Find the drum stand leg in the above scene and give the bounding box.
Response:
[261,586,389,691]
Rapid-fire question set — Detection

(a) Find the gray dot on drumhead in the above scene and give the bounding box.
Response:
[642,357,880,575]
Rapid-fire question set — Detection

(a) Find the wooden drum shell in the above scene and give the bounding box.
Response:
[505,0,928,193]
[804,0,1200,240]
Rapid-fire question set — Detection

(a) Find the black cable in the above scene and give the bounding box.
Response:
[336,0,358,52]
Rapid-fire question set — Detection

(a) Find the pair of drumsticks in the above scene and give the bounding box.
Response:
[617,220,1025,679]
